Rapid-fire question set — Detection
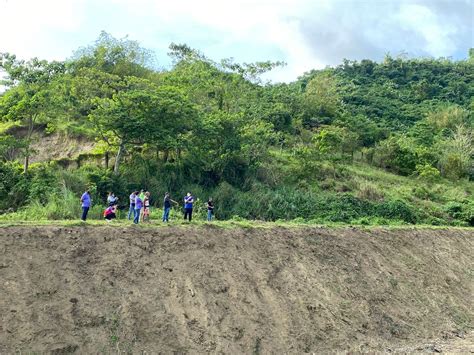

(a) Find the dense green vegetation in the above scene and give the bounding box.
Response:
[0,32,473,225]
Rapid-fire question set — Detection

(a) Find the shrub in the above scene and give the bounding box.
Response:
[28,164,60,204]
[2,188,81,220]
[444,201,474,226]
[444,202,463,218]
[412,186,436,200]
[377,199,418,223]
[416,164,441,182]
[356,181,384,201]
[0,161,29,212]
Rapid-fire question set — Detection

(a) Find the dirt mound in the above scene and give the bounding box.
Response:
[1,226,473,353]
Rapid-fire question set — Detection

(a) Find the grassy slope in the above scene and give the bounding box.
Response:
[269,147,473,225]
[0,130,472,225]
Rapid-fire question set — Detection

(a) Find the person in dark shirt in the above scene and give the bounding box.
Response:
[207,198,214,221]
[162,192,178,222]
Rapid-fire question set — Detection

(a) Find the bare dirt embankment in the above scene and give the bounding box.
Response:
[0,226,473,353]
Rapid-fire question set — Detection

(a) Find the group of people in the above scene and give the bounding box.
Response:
[126,190,152,224]
[80,189,215,223]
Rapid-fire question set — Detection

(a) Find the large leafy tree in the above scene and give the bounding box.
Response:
[89,78,197,174]
[0,53,65,172]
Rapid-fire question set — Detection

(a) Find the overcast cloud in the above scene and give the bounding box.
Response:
[0,0,472,82]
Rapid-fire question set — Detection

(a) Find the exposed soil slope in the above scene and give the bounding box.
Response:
[0,226,473,353]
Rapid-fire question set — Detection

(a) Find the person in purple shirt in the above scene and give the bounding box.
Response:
[80,189,91,221]
[134,194,143,224]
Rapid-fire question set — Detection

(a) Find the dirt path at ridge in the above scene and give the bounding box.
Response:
[0,226,473,353]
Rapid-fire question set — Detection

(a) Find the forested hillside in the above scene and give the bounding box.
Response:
[0,33,473,225]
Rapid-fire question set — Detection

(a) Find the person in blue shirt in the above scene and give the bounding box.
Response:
[183,192,194,222]
[128,191,138,220]
[80,189,91,221]
[134,194,143,224]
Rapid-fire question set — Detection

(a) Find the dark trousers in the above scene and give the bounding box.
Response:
[184,208,193,221]
[81,206,89,221]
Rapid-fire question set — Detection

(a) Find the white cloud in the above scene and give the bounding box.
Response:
[397,3,458,56]
[0,0,85,60]
[0,0,471,82]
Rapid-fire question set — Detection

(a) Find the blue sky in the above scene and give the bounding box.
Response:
[0,0,472,82]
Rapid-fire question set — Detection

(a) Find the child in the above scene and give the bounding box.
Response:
[143,191,151,222]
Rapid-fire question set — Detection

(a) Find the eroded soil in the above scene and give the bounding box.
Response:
[0,226,473,353]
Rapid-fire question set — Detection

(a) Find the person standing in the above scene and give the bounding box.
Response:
[162,192,178,222]
[139,189,146,221]
[139,189,145,202]
[183,192,194,222]
[80,189,91,221]
[128,191,137,220]
[207,198,214,221]
[134,193,143,224]
[143,191,151,222]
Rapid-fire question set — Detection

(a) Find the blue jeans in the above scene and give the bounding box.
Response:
[133,208,141,224]
[128,204,135,220]
[163,207,170,222]
[81,206,89,221]
[207,210,213,221]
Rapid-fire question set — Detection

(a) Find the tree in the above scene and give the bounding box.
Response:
[437,125,473,180]
[71,31,156,79]
[0,53,65,173]
[313,125,359,161]
[89,79,197,174]
[303,70,343,127]
[0,135,28,162]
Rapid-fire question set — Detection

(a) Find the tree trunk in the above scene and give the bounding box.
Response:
[113,142,125,175]
[105,151,109,170]
[23,115,35,174]
[23,155,29,174]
